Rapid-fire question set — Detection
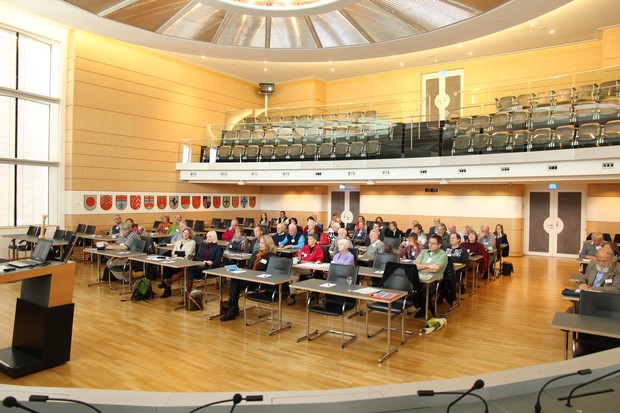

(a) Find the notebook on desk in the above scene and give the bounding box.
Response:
[7,239,53,268]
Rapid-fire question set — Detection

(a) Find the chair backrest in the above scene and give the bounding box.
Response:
[153,220,162,229]
[223,219,232,228]
[265,256,293,277]
[63,230,75,241]
[580,290,620,320]
[211,218,221,227]
[348,247,359,264]
[59,234,77,263]
[383,237,401,250]
[321,245,331,263]
[193,235,204,247]
[130,239,146,253]
[327,263,359,286]
[85,225,96,234]
[194,220,205,232]
[26,225,39,236]
[186,219,194,229]
[382,261,421,292]
[244,218,255,227]
[372,252,399,271]
[52,229,65,240]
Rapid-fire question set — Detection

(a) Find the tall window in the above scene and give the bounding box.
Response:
[0,27,59,226]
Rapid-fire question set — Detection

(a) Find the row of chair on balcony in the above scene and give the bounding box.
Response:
[222,124,393,147]
[495,81,620,112]
[242,111,381,130]
[216,140,382,162]
[445,99,620,137]
[451,121,620,155]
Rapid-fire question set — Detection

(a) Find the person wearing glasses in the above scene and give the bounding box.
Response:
[413,234,448,318]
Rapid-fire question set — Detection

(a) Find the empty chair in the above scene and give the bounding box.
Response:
[455,117,473,134]
[323,113,338,128]
[575,84,599,104]
[365,140,381,158]
[555,87,575,106]
[336,112,350,126]
[366,261,420,345]
[260,143,275,161]
[251,129,265,145]
[471,133,491,153]
[288,143,303,160]
[8,225,41,259]
[510,110,530,130]
[491,112,510,132]
[551,104,573,127]
[601,120,620,145]
[231,145,245,161]
[296,114,311,128]
[350,111,364,123]
[217,145,233,161]
[237,129,252,145]
[263,128,278,145]
[517,93,535,109]
[530,128,553,151]
[576,123,601,147]
[572,290,620,357]
[495,96,516,112]
[534,90,555,107]
[275,127,292,144]
[304,127,323,144]
[332,126,350,143]
[530,107,551,129]
[310,114,324,127]
[362,110,377,122]
[244,144,260,161]
[75,224,86,234]
[211,218,221,228]
[243,256,293,330]
[185,219,194,229]
[372,252,400,273]
[511,130,530,152]
[599,80,619,101]
[452,134,471,155]
[490,132,510,152]
[318,142,334,159]
[597,97,620,123]
[348,125,362,141]
[301,143,318,160]
[349,141,365,158]
[274,144,289,160]
[473,115,491,133]
[334,142,349,159]
[552,125,576,149]
[194,220,205,233]
[574,100,599,124]
[256,116,270,128]
[299,263,359,348]
[280,115,297,128]
[243,117,257,129]
[221,130,237,146]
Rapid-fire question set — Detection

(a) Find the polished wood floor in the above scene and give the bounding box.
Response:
[0,255,578,392]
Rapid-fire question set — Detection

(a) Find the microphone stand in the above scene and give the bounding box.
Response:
[189,393,263,413]
[2,397,41,413]
[534,369,591,413]
[29,395,102,413]
[417,390,489,413]
[563,367,620,407]
[447,379,485,412]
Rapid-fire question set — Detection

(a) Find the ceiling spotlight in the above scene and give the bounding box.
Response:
[549,29,555,34]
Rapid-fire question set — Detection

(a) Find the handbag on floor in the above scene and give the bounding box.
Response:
[501,261,514,276]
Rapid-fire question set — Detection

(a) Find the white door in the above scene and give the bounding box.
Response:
[525,186,585,257]
[422,69,464,122]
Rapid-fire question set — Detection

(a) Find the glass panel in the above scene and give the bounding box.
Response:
[18,34,52,96]
[0,28,16,89]
[16,165,48,226]
[0,164,14,226]
[0,96,16,158]
[17,99,50,161]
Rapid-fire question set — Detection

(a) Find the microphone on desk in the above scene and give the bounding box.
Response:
[534,368,591,413]
[188,393,264,413]
[564,367,620,407]
[2,396,41,413]
[417,380,488,413]
[29,394,102,413]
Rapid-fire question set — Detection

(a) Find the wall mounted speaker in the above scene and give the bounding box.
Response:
[259,83,275,94]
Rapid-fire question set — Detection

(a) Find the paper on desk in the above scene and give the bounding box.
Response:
[229,270,246,274]
[374,270,384,274]
[320,283,336,288]
[356,287,381,294]
[256,273,272,278]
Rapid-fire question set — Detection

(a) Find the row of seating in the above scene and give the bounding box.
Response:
[445,99,620,137]
[241,110,382,130]
[221,123,393,148]
[216,140,383,162]
[494,80,619,112]
[449,121,620,155]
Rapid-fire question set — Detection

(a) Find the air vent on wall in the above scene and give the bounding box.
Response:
[602,162,614,169]
[501,167,510,172]
[419,169,427,174]
[548,165,558,170]
[458,168,466,173]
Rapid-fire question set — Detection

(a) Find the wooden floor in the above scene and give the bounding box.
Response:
[0,255,577,393]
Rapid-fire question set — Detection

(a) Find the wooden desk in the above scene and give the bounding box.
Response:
[468,254,483,295]
[223,251,253,262]
[86,248,147,292]
[551,311,620,360]
[0,261,75,378]
[3,234,68,259]
[204,267,292,335]
[292,278,406,363]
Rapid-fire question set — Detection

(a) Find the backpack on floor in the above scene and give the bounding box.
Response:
[501,261,514,276]
[131,276,154,301]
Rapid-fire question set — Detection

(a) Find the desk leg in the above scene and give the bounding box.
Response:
[87,254,111,289]
[424,284,430,321]
[269,284,291,335]
[297,294,318,342]
[470,262,479,296]
[174,268,188,311]
[378,301,398,363]
[207,275,223,320]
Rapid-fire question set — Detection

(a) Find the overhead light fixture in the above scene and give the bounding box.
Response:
[367,179,375,185]
[238,180,245,185]
[258,83,275,94]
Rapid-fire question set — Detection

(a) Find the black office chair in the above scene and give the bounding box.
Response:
[194,220,205,233]
[8,225,41,259]
[614,234,620,244]
[349,247,359,264]
[244,218,255,228]
[185,219,194,229]
[383,237,401,252]
[222,219,232,228]
[366,262,420,344]
[602,233,612,242]
[243,256,292,329]
[152,220,162,230]
[58,233,77,263]
[572,290,620,357]
[304,263,359,348]
[371,252,399,286]
[211,218,221,228]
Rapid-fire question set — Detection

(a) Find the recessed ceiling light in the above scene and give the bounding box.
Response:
[457,43,462,47]
[330,67,335,72]
[201,55,205,59]
[399,62,404,67]
[530,22,536,27]
[263,60,267,64]
[468,51,473,56]
[328,60,333,64]
[264,67,268,71]
[549,29,555,34]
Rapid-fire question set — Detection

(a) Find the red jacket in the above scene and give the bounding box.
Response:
[296,244,325,263]
[221,228,234,241]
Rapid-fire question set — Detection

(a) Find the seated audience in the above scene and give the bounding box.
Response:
[494,224,510,257]
[461,230,488,278]
[160,228,197,298]
[410,223,427,247]
[331,238,355,266]
[447,223,458,236]
[289,217,302,234]
[328,213,341,229]
[104,222,140,281]
[413,234,448,317]
[478,225,497,274]
[125,218,146,236]
[579,231,604,260]
[435,223,450,249]
[326,221,341,244]
[352,221,368,245]
[364,229,386,259]
[245,226,266,254]
[271,223,288,246]
[374,216,386,236]
[385,221,403,239]
[221,219,238,241]
[311,213,323,232]
[277,210,289,225]
[110,214,122,235]
[303,219,320,237]
[398,234,422,260]
[221,236,277,321]
[404,219,419,238]
[227,227,248,253]
[577,248,620,293]
[154,215,171,234]
[168,214,182,235]
[168,221,188,244]
[164,230,223,302]
[445,233,469,293]
[355,215,366,232]
[429,217,441,235]
[329,228,352,254]
[288,233,324,305]
[603,241,620,261]
[279,223,305,249]
[459,223,473,240]
[259,212,269,226]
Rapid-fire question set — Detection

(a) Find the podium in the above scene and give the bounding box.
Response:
[0,261,75,378]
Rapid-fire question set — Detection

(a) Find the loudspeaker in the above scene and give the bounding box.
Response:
[259,83,275,94]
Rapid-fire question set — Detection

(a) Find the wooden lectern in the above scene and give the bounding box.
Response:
[0,261,75,378]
